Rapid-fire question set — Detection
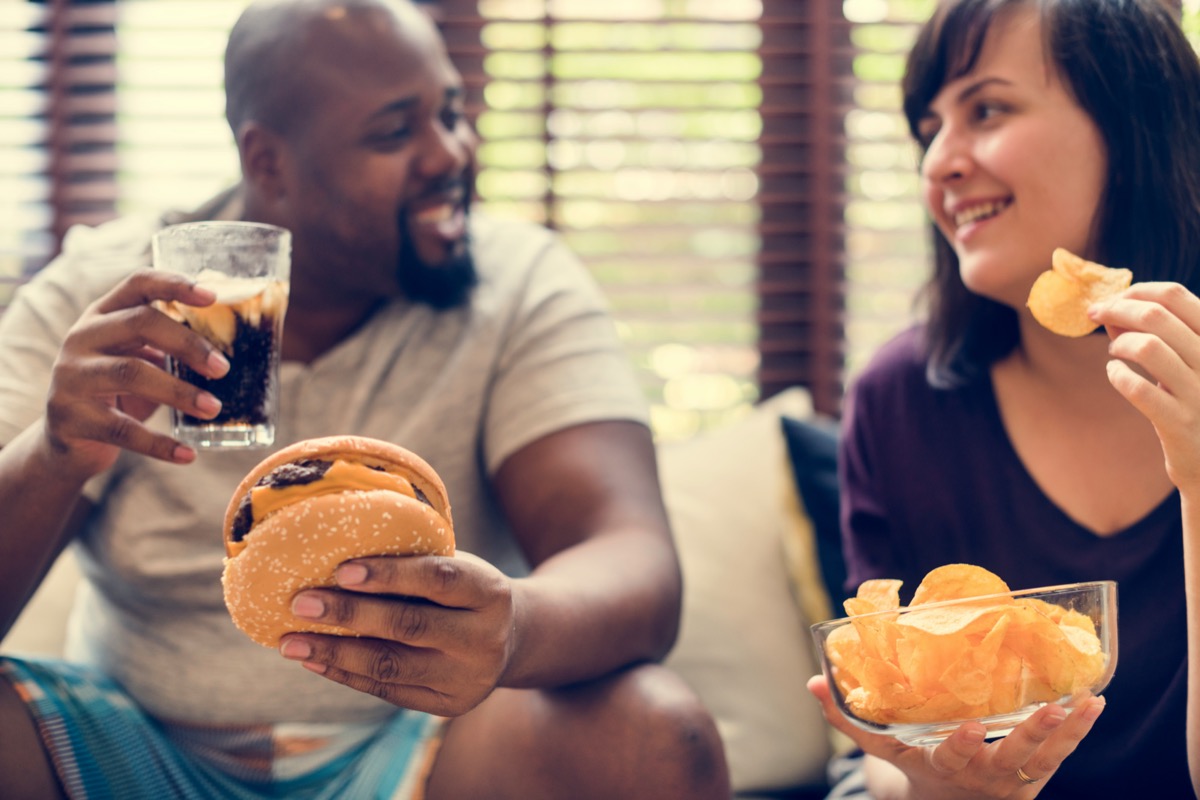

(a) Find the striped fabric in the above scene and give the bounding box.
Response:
[1,656,443,800]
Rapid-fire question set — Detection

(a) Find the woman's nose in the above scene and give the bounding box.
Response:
[920,127,971,184]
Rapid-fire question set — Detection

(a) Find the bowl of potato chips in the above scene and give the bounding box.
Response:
[812,565,1117,746]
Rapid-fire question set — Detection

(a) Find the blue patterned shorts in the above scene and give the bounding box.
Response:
[1,656,444,800]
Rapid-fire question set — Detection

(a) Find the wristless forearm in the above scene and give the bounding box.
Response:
[0,421,92,640]
[502,531,681,689]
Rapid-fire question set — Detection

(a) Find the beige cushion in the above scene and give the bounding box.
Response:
[3,549,80,657]
[661,388,834,793]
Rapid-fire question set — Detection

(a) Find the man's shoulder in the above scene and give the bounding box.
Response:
[30,213,168,301]
[469,213,569,271]
[59,213,165,263]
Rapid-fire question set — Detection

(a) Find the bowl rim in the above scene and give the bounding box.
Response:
[811,578,1117,633]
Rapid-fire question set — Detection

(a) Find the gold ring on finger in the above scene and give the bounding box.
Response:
[1016,766,1040,785]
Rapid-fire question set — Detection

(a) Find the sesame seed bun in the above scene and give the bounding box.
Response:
[221,436,454,648]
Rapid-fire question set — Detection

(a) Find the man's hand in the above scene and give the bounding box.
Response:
[278,551,516,717]
[42,268,230,475]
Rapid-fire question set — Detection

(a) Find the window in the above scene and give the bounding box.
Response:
[7,0,850,433]
[440,0,775,438]
[842,0,931,380]
[0,2,50,302]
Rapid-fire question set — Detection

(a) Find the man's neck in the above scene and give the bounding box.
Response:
[281,295,384,364]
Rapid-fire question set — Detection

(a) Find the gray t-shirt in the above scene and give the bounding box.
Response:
[0,211,649,725]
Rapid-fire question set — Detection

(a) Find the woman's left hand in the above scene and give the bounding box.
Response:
[808,675,1105,799]
[1089,281,1200,487]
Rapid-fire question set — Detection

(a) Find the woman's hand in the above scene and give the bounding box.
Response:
[808,675,1105,799]
[42,269,229,476]
[1090,281,1200,490]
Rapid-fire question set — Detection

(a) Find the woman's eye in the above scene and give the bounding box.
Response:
[441,107,464,129]
[916,124,939,150]
[973,100,1007,122]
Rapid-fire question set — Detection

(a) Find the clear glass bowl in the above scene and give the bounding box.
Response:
[811,580,1118,746]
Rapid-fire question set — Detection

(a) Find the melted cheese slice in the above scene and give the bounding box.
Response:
[249,459,418,525]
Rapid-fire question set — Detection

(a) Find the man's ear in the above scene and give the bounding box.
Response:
[237,121,288,201]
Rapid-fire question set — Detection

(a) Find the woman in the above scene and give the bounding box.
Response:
[808,0,1200,797]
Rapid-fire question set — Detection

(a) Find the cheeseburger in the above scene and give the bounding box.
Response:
[221,435,455,648]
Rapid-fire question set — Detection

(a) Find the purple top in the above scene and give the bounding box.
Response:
[841,327,1189,799]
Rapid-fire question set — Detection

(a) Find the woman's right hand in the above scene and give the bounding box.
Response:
[41,268,230,476]
[807,674,1105,799]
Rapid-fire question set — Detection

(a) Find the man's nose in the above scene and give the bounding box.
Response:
[417,121,474,178]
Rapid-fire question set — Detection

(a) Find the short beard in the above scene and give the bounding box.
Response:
[394,218,478,310]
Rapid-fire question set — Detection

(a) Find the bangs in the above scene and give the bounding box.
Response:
[901,0,1027,142]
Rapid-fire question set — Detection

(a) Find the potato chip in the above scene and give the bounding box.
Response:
[1026,247,1132,337]
[910,563,1011,606]
[848,608,901,663]
[939,612,1010,707]
[827,564,1108,726]
[987,645,1024,714]
[848,578,903,614]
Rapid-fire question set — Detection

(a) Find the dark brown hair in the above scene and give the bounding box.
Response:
[903,0,1200,386]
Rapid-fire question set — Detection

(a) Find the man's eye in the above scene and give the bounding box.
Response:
[369,126,412,148]
[441,108,464,129]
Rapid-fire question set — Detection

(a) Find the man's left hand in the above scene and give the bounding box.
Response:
[279,552,515,716]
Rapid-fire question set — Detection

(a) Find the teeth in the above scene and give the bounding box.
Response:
[415,204,453,223]
[954,200,1009,227]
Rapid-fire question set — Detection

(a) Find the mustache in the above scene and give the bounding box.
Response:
[409,173,474,206]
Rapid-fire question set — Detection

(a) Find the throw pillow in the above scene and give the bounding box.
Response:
[660,388,835,794]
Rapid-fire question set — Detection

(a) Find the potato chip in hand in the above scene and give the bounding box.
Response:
[1026,248,1132,337]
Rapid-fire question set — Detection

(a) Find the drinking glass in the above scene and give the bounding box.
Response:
[152,221,290,449]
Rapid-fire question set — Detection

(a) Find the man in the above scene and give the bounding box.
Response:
[0,1,730,797]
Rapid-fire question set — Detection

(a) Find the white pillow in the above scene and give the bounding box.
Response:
[3,548,80,657]
[660,388,835,793]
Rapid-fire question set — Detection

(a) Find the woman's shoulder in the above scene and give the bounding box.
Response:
[847,324,991,430]
[851,325,930,397]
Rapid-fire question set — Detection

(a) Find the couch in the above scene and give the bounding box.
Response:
[3,387,846,798]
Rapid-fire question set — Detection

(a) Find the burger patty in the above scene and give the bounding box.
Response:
[230,458,434,542]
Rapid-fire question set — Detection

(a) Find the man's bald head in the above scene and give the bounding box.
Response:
[223,0,437,138]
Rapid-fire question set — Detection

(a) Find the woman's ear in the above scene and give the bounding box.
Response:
[237,121,288,202]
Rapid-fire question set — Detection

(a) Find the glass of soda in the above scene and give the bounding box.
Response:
[152,221,291,449]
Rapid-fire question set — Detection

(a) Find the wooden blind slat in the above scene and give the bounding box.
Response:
[756,0,850,415]
[442,0,769,437]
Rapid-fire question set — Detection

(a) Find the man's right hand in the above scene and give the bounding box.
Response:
[42,268,231,476]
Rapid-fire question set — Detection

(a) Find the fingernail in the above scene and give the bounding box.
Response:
[280,639,311,660]
[1042,707,1068,729]
[1082,697,1106,723]
[961,728,985,746]
[190,282,217,301]
[336,563,367,586]
[302,661,327,675]
[292,594,325,619]
[207,350,230,376]
[173,444,196,463]
[196,392,222,416]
